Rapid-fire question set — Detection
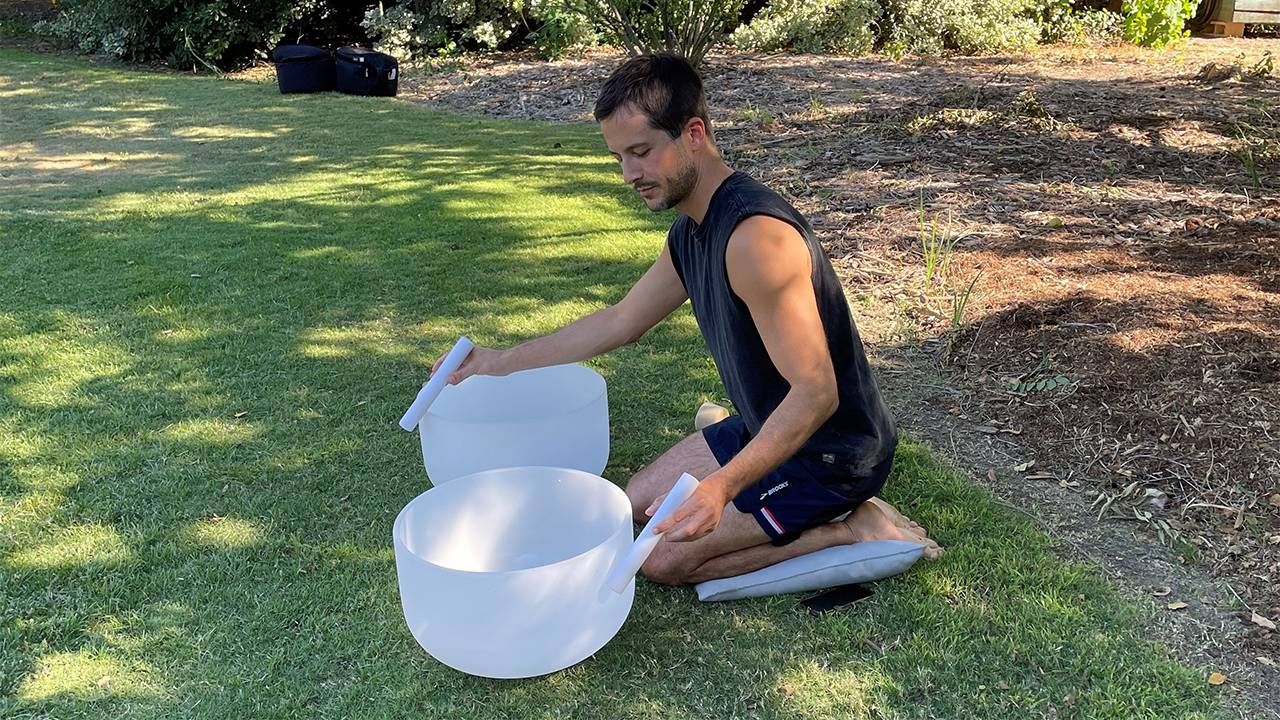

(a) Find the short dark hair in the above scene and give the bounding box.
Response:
[594,53,711,140]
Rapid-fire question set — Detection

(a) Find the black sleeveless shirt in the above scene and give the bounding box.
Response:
[667,171,896,475]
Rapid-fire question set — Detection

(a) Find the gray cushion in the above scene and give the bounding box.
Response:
[695,540,925,602]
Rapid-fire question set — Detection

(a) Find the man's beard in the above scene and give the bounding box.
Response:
[652,159,698,211]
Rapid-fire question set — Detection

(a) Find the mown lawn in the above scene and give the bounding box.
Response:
[0,49,1220,719]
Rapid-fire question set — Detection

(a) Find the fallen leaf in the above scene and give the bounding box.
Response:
[1139,488,1168,510]
[190,273,202,278]
[1208,672,1227,686]
[355,400,368,407]
[1258,656,1276,668]
[96,676,111,688]
[987,469,997,482]
[1167,601,1189,610]
[1252,612,1277,631]
[974,425,999,434]
[997,680,1010,690]
[339,495,351,504]
[1269,493,1280,509]
[1152,586,1172,597]
[1025,472,1057,481]
[1014,461,1035,472]
[233,411,248,419]
[160,329,174,336]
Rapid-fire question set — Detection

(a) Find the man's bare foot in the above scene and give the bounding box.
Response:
[866,497,930,538]
[840,499,943,560]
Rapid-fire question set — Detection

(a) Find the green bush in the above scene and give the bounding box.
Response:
[950,0,1041,52]
[362,4,451,61]
[32,0,368,69]
[1122,0,1193,48]
[567,0,744,67]
[1053,7,1123,43]
[730,0,880,54]
[34,0,293,68]
[527,6,597,59]
[362,1,595,62]
[879,0,1040,54]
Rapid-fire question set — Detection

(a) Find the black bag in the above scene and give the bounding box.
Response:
[271,44,334,94]
[335,47,399,97]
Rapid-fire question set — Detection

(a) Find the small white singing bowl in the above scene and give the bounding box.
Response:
[418,363,609,485]
[392,466,635,679]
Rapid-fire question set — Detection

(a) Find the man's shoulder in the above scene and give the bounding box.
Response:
[726,215,805,257]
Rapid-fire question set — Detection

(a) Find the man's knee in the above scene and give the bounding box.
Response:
[640,547,689,586]
[624,472,659,524]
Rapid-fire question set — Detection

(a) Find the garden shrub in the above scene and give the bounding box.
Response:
[33,0,367,69]
[879,0,1040,54]
[566,0,744,67]
[527,5,597,59]
[730,0,880,54]
[1122,0,1193,48]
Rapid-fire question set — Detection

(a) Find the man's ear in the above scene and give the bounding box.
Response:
[684,117,710,151]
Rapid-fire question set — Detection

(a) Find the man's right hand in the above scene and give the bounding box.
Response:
[430,345,507,386]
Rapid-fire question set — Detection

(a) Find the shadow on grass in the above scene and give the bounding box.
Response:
[0,50,1217,719]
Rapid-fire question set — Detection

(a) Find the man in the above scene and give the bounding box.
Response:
[432,54,941,586]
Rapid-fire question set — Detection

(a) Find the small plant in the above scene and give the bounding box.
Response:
[736,103,778,126]
[1231,103,1278,190]
[918,195,965,288]
[807,94,827,117]
[1235,126,1263,189]
[951,272,981,330]
[1247,51,1275,79]
[1005,350,1072,393]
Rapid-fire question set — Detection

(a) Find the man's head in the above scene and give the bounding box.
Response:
[595,54,714,211]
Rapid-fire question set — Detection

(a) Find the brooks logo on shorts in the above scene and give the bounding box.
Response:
[759,481,789,501]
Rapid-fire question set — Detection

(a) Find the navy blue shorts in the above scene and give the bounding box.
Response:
[703,415,893,546]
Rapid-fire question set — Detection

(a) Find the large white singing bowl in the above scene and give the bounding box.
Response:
[393,466,635,679]
[419,364,609,484]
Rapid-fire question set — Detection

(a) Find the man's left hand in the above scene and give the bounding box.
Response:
[648,475,732,542]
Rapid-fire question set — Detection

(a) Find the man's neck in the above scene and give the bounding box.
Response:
[676,159,734,225]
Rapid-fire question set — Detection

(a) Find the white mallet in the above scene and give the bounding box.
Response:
[604,472,700,593]
[398,336,475,432]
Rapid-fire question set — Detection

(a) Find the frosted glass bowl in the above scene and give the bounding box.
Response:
[392,466,635,678]
[418,363,609,484]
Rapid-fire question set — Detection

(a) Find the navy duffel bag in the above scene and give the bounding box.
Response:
[335,46,399,97]
[272,44,334,94]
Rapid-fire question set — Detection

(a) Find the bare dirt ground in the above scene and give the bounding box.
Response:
[397,38,1280,716]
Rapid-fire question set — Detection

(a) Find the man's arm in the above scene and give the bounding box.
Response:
[433,244,688,383]
[655,215,838,541]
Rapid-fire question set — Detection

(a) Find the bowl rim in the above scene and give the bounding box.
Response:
[392,466,632,576]
[422,363,607,426]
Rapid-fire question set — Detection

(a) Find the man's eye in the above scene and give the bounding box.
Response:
[635,149,650,158]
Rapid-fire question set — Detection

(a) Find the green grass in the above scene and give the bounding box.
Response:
[0,49,1221,719]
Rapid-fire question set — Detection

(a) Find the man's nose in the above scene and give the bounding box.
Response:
[621,159,642,185]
